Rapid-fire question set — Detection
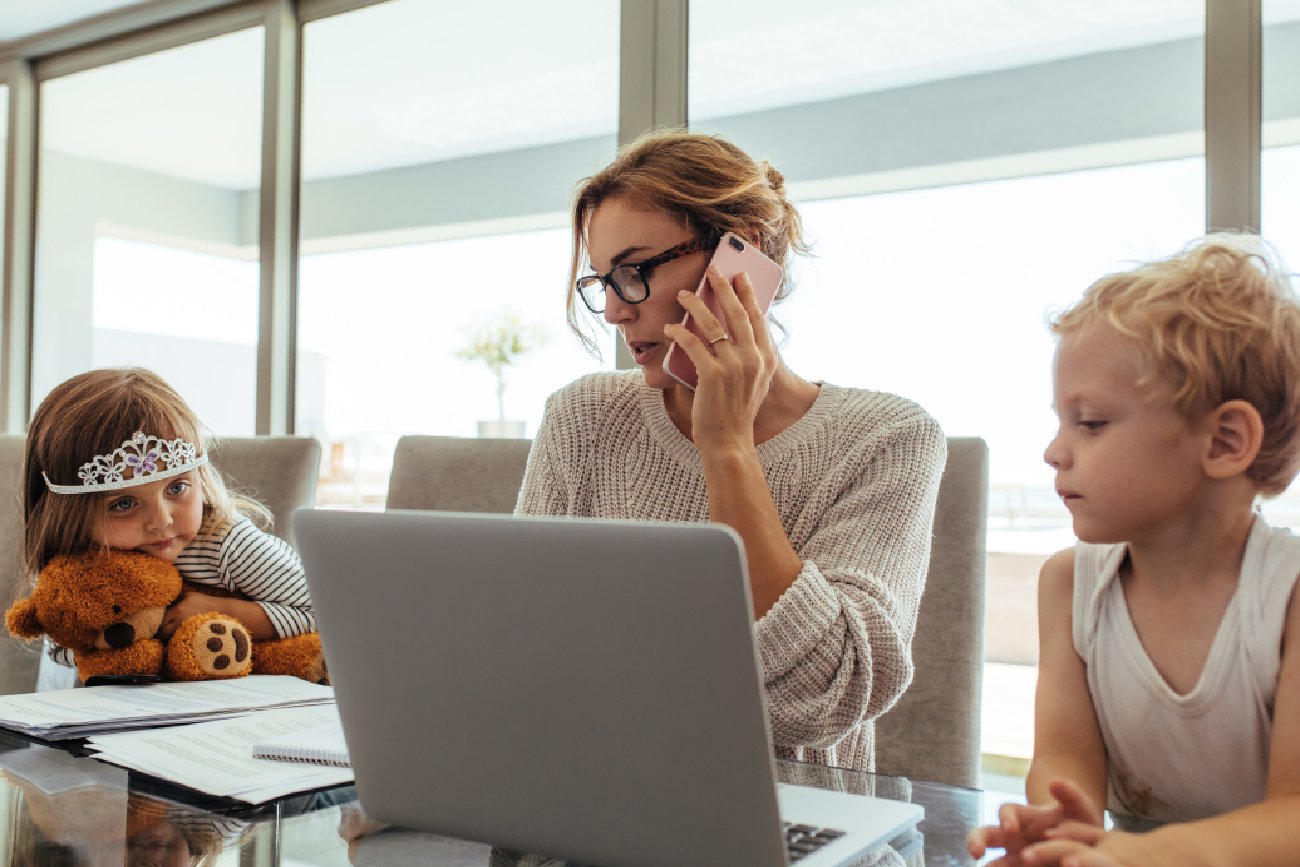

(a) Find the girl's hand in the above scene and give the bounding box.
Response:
[160,590,277,641]
[157,591,224,640]
[969,780,1105,863]
[663,267,777,451]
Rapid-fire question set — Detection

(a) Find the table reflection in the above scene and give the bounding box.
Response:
[2,753,245,867]
[2,731,988,866]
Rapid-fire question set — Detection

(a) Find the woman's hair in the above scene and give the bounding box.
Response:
[1051,233,1300,496]
[566,128,810,353]
[21,367,271,580]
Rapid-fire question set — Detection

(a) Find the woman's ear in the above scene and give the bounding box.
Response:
[1203,399,1264,480]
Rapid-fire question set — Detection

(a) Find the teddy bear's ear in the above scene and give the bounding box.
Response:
[5,598,45,640]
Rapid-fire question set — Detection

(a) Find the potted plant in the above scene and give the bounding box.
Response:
[455,312,546,438]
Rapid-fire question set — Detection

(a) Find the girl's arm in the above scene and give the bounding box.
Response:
[969,548,1109,860]
[162,591,277,641]
[165,519,315,641]
[1023,577,1300,867]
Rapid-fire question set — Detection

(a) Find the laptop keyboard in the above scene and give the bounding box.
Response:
[783,821,847,862]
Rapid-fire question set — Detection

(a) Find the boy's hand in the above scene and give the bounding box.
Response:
[968,780,1105,862]
[1019,824,1144,867]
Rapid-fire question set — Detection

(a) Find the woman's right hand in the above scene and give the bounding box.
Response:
[664,267,777,452]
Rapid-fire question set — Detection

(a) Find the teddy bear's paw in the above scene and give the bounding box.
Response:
[166,614,253,680]
[252,632,327,683]
[192,619,253,676]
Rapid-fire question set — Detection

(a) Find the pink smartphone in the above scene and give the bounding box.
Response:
[663,232,783,390]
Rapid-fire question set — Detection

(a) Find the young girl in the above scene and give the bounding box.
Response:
[969,235,1300,866]
[21,367,316,684]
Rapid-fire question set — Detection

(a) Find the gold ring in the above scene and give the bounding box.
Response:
[709,334,730,345]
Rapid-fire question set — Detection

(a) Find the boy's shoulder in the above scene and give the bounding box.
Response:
[1039,547,1077,598]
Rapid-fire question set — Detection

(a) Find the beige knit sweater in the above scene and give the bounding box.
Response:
[515,371,946,772]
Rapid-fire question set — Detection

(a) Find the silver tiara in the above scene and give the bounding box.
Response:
[43,431,209,494]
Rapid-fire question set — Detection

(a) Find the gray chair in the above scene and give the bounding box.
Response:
[384,435,531,513]
[874,436,989,789]
[208,436,322,546]
[1,435,41,695]
[381,433,989,788]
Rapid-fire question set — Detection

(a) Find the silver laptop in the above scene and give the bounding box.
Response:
[295,509,922,867]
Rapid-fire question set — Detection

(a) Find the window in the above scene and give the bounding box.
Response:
[0,85,7,250]
[297,0,618,506]
[91,236,258,432]
[1260,1,1300,530]
[33,28,263,431]
[690,0,1206,777]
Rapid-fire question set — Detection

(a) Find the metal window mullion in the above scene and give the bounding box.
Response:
[298,0,388,25]
[256,0,302,435]
[1205,0,1261,233]
[614,0,688,369]
[29,2,264,81]
[618,0,688,143]
[1,59,37,433]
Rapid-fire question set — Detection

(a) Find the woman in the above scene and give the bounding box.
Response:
[516,129,946,772]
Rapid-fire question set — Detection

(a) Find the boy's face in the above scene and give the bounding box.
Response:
[93,471,204,563]
[1044,324,1209,545]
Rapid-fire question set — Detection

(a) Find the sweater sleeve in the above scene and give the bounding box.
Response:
[204,519,317,638]
[755,409,946,751]
[515,389,572,517]
[516,375,618,516]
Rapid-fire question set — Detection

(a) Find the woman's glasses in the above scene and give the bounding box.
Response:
[575,238,707,314]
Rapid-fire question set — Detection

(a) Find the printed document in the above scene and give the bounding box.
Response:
[0,676,334,739]
[86,703,353,803]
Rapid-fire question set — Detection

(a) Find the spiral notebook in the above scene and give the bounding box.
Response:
[252,717,350,768]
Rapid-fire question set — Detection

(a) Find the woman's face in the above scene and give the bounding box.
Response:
[586,196,710,391]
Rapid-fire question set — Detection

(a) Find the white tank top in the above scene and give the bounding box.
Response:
[1072,515,1300,824]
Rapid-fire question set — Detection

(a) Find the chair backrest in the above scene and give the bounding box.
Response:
[381,433,989,786]
[874,436,989,788]
[0,435,41,695]
[207,437,321,547]
[384,435,531,513]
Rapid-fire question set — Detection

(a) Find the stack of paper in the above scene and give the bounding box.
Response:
[0,676,334,740]
[85,703,354,803]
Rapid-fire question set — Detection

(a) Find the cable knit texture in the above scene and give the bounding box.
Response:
[515,371,946,771]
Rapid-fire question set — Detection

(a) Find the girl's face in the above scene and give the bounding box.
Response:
[94,471,204,563]
[586,195,710,391]
[126,818,194,867]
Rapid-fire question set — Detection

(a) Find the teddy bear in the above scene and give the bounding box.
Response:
[5,549,327,684]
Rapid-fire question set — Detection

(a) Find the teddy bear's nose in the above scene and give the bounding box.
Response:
[104,622,135,649]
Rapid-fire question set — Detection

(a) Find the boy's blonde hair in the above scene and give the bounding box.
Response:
[21,367,271,581]
[1052,234,1300,496]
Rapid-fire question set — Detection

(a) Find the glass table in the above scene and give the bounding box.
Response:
[0,729,1001,866]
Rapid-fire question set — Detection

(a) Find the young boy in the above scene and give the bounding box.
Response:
[970,235,1300,867]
